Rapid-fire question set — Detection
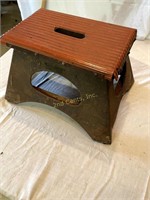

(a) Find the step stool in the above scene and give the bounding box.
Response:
[0,9,136,144]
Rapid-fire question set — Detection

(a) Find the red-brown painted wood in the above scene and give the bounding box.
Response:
[0,8,136,80]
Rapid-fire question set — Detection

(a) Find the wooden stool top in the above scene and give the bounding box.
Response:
[0,8,136,80]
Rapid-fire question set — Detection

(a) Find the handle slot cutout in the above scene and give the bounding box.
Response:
[54,27,85,39]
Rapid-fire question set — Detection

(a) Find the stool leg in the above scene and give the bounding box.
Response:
[108,55,134,129]
[122,56,134,94]
[5,48,112,144]
[5,48,133,144]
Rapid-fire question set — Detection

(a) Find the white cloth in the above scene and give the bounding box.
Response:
[0,40,150,199]
[17,0,150,40]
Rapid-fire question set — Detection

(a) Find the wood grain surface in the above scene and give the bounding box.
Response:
[0,8,137,80]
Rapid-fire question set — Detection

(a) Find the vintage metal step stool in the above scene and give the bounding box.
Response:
[0,8,136,144]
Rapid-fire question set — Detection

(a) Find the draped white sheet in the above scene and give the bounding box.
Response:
[1,1,150,199]
[0,39,150,199]
[17,0,150,40]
